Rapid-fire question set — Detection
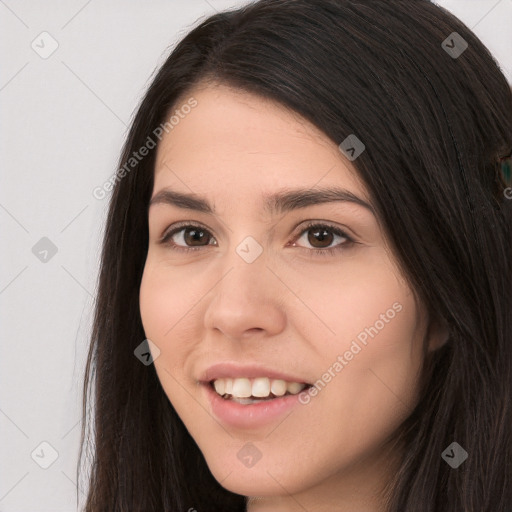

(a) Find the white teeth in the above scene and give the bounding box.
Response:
[270,379,287,397]
[212,377,307,399]
[232,378,252,398]
[213,379,225,396]
[251,377,270,397]
[286,382,304,394]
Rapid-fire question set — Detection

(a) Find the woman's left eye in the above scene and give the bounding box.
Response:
[158,221,356,257]
[291,222,356,256]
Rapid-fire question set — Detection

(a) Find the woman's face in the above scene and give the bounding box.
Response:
[139,83,444,508]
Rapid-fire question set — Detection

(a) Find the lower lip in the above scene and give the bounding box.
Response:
[203,383,307,429]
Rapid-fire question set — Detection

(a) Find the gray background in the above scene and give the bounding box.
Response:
[1,1,511,510]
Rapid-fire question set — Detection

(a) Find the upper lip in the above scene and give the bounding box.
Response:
[199,362,312,385]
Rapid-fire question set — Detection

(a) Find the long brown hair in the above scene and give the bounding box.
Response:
[78,1,512,510]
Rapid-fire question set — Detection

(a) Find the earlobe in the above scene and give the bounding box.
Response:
[426,315,450,352]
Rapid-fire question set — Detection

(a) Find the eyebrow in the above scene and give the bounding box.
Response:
[149,186,375,216]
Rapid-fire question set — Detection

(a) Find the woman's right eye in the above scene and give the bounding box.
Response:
[159,224,217,252]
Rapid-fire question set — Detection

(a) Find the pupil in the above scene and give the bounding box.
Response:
[185,228,207,246]
[308,227,333,248]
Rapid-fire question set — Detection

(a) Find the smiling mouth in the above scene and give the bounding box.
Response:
[209,377,312,404]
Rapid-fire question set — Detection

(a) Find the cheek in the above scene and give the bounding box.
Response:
[303,251,423,421]
[293,249,419,355]
[139,267,170,342]
[139,262,196,377]
[139,258,203,343]
[139,263,200,413]
[319,254,424,438]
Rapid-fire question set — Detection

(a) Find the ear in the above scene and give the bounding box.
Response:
[426,313,450,352]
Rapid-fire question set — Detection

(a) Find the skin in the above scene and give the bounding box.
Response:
[139,82,448,512]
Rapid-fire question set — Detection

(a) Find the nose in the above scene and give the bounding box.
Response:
[203,246,287,342]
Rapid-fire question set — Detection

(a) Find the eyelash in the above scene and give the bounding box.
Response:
[158,221,356,257]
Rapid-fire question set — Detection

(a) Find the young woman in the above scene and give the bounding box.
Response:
[79,1,512,510]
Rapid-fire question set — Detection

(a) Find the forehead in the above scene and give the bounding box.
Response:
[153,83,370,209]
